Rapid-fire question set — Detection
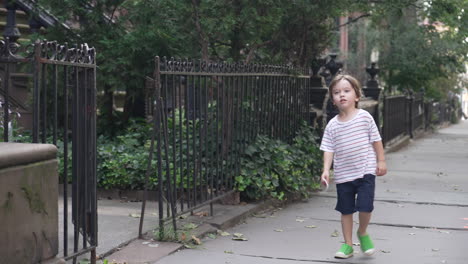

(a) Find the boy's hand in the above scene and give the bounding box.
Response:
[321,171,330,186]
[376,160,387,176]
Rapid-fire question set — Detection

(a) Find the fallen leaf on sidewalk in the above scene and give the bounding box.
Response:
[274,229,284,232]
[217,230,230,236]
[192,235,202,245]
[232,237,248,241]
[194,211,209,217]
[380,250,391,253]
[224,250,234,254]
[253,214,267,218]
[232,233,248,241]
[207,234,216,239]
[129,213,140,218]
[305,225,317,229]
[331,230,339,237]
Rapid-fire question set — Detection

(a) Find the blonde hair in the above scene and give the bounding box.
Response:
[328,74,362,108]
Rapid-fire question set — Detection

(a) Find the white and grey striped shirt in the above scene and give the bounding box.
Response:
[320,109,382,184]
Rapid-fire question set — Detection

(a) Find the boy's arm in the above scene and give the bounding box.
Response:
[321,151,334,184]
[372,140,387,176]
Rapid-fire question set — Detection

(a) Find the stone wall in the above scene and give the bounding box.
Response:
[0,143,58,264]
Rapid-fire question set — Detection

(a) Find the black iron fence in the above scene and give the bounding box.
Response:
[432,101,452,125]
[139,57,313,235]
[383,91,458,146]
[0,38,97,263]
[408,92,424,138]
[382,94,408,145]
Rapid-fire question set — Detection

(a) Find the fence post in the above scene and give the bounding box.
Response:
[363,63,382,129]
[308,58,328,130]
[382,93,388,146]
[3,2,21,42]
[421,89,426,130]
[322,54,343,123]
[407,91,414,138]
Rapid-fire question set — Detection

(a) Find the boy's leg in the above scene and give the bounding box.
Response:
[355,174,376,255]
[335,213,355,259]
[358,211,372,236]
[335,181,357,258]
[341,214,354,246]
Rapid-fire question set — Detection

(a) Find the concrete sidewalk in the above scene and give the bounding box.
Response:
[86,120,468,264]
[151,120,468,264]
[59,190,273,263]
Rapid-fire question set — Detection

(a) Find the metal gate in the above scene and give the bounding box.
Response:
[0,37,97,263]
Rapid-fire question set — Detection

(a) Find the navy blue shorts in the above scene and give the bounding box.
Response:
[335,174,376,215]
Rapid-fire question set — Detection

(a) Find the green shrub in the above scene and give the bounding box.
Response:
[97,118,153,189]
[235,125,322,201]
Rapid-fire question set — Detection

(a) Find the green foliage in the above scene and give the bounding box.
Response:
[235,125,322,201]
[363,1,467,98]
[95,103,218,190]
[96,118,153,189]
[40,0,190,129]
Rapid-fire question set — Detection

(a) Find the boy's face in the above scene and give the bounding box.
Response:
[331,79,359,111]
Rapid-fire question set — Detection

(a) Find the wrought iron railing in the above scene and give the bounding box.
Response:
[139,57,313,235]
[0,38,97,264]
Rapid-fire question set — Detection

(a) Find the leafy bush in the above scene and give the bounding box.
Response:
[97,118,153,189]
[235,125,322,201]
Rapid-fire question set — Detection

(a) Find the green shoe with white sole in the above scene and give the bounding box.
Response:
[357,232,375,256]
[335,243,354,259]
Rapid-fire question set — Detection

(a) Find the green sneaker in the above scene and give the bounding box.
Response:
[357,231,375,255]
[335,243,354,259]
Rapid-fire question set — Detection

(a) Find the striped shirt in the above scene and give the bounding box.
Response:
[320,109,382,184]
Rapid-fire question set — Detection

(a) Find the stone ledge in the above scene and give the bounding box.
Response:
[0,142,57,169]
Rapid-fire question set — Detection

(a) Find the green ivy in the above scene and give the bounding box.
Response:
[235,124,322,201]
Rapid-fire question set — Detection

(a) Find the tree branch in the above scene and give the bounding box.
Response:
[335,13,371,29]
[245,40,272,64]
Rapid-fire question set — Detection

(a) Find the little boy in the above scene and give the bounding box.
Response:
[320,74,387,259]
